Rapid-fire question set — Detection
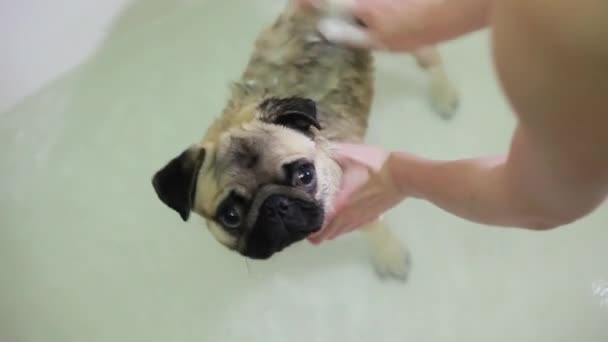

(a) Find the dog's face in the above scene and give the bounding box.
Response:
[152,97,341,259]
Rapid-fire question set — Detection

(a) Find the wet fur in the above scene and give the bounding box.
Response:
[197,3,373,248]
[153,1,460,280]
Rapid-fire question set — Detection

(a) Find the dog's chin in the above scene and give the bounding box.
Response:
[240,223,323,259]
[240,233,316,260]
[240,198,324,260]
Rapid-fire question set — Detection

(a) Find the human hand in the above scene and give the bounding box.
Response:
[308,143,408,244]
[296,0,442,51]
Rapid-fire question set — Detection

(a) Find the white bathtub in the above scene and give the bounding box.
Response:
[1,1,606,341]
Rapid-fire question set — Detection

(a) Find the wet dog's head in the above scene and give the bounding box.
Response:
[152,96,341,259]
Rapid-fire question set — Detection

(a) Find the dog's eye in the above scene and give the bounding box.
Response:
[293,163,315,187]
[284,159,317,190]
[219,205,242,229]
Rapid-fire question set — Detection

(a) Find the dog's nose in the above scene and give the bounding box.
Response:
[263,195,291,218]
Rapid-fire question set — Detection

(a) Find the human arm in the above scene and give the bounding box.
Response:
[313,122,606,242]
[388,125,607,231]
[299,0,492,51]
[310,0,608,242]
[479,0,608,227]
[353,0,492,50]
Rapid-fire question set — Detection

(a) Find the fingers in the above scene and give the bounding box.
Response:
[333,162,370,206]
[308,215,352,243]
[307,142,392,245]
[299,0,388,49]
[332,143,391,171]
[310,210,378,243]
[307,185,358,244]
[314,0,392,49]
[318,17,381,49]
[307,173,360,244]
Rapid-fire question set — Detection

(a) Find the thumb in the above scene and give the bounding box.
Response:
[332,159,371,209]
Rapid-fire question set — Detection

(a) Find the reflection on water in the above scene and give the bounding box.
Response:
[592,280,608,308]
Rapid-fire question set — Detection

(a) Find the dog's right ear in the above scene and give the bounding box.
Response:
[258,97,321,134]
[151,146,205,221]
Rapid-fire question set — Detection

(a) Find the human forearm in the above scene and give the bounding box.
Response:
[388,125,607,230]
[318,0,493,51]
[391,0,608,229]
[312,0,608,242]
[405,0,493,48]
[387,150,534,229]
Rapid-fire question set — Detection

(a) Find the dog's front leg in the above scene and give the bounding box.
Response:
[413,46,460,119]
[360,218,411,281]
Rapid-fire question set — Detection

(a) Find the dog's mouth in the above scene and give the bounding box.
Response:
[238,185,324,259]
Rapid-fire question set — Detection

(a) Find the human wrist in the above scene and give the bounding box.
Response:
[385,151,432,199]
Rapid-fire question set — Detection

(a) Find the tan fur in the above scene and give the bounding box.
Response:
[156,1,460,279]
[192,3,373,249]
[204,5,373,144]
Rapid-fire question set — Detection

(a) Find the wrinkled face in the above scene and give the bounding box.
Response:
[152,97,341,259]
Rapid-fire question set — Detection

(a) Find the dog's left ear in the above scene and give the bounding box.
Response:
[151,145,205,221]
[259,96,321,133]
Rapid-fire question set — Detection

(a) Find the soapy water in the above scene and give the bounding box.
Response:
[592,280,608,308]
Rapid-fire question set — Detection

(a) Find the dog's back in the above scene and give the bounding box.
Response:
[224,2,374,143]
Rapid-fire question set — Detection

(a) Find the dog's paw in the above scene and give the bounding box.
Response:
[429,78,460,120]
[369,240,411,282]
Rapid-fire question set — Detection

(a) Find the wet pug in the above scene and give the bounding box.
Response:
[151,0,459,280]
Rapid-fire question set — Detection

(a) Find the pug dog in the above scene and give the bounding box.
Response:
[151,0,459,280]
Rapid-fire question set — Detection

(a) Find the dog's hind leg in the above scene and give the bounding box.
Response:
[413,46,460,119]
[360,218,410,282]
